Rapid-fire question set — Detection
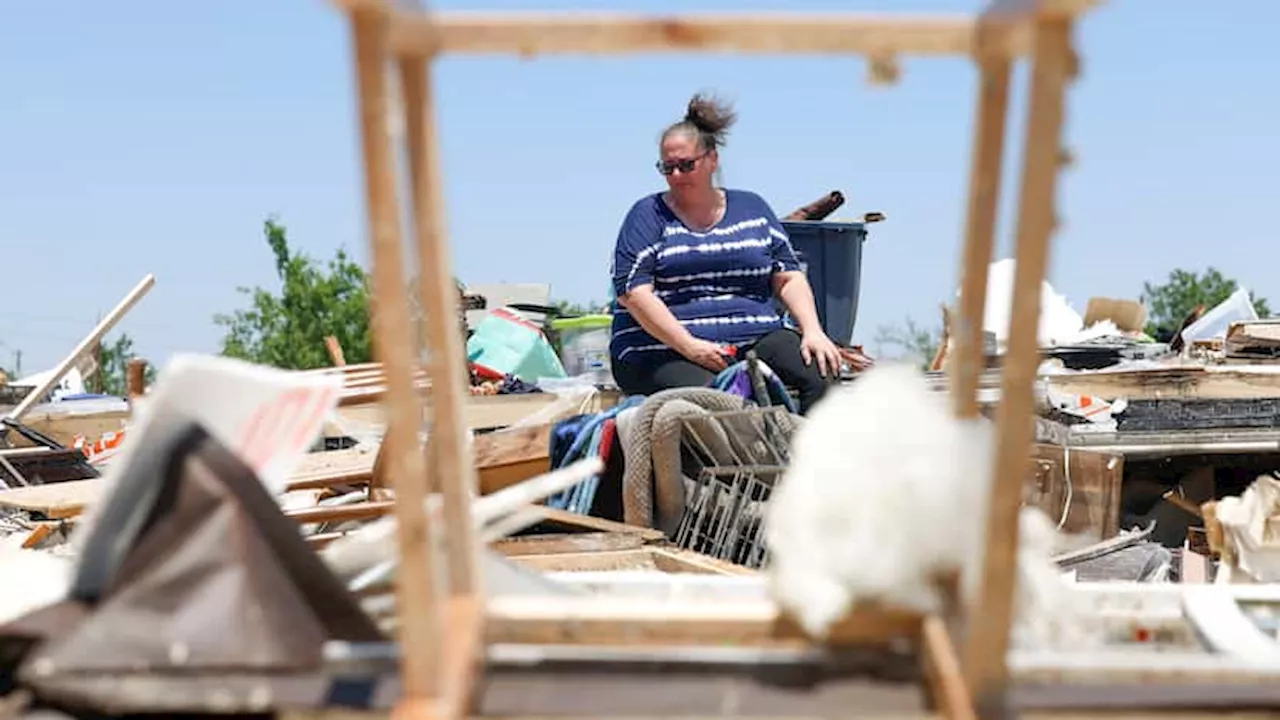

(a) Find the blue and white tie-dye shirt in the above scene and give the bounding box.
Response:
[609,189,801,368]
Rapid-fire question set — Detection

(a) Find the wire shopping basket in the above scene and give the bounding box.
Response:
[673,406,800,569]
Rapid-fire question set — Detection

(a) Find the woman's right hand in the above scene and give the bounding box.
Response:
[678,338,731,372]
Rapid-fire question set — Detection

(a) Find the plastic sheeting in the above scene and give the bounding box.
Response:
[976,258,1084,349]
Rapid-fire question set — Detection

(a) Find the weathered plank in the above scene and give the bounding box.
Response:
[0,478,101,518]
[1047,367,1280,401]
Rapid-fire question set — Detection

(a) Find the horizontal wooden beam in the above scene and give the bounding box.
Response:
[285,500,394,525]
[383,11,1038,59]
[981,0,1103,22]
[333,2,1106,61]
[485,596,923,648]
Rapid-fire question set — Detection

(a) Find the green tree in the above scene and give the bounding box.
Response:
[88,332,156,396]
[1140,267,1271,337]
[874,316,941,371]
[215,218,372,370]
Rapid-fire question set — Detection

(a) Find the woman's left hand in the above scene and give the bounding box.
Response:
[800,330,843,378]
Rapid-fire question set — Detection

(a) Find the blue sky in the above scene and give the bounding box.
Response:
[2,1,1276,374]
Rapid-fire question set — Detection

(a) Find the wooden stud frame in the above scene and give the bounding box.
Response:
[336,0,1100,716]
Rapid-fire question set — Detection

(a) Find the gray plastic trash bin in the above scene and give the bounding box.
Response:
[781,220,869,345]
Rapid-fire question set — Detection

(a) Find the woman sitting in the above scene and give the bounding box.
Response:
[609,93,841,414]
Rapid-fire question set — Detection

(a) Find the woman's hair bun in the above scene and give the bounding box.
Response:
[684,92,737,136]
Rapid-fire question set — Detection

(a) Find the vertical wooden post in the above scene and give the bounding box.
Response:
[347,0,442,706]
[399,53,482,599]
[325,335,348,366]
[950,23,1012,420]
[89,340,104,395]
[126,358,147,401]
[399,31,487,714]
[962,16,1074,706]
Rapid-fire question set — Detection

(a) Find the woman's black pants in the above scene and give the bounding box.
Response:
[611,328,835,414]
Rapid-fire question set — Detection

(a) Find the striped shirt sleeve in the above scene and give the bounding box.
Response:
[612,197,663,297]
[757,193,802,273]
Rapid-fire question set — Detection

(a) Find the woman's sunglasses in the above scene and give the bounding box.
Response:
[656,152,708,176]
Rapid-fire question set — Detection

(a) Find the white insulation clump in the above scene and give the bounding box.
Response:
[764,362,1087,647]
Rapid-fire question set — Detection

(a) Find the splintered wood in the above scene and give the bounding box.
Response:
[333,0,1100,717]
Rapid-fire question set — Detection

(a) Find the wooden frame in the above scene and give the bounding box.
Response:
[334,0,1100,716]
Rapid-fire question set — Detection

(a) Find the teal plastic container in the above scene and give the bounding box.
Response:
[467,308,567,382]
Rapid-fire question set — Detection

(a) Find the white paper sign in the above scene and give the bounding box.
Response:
[127,354,344,493]
[76,352,344,503]
[69,353,344,565]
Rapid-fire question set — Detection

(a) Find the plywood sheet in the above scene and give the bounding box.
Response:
[337,390,620,433]
[1047,366,1280,401]
[9,410,130,449]
[1025,444,1123,541]
[0,478,104,518]
[296,446,379,475]
[492,531,646,557]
